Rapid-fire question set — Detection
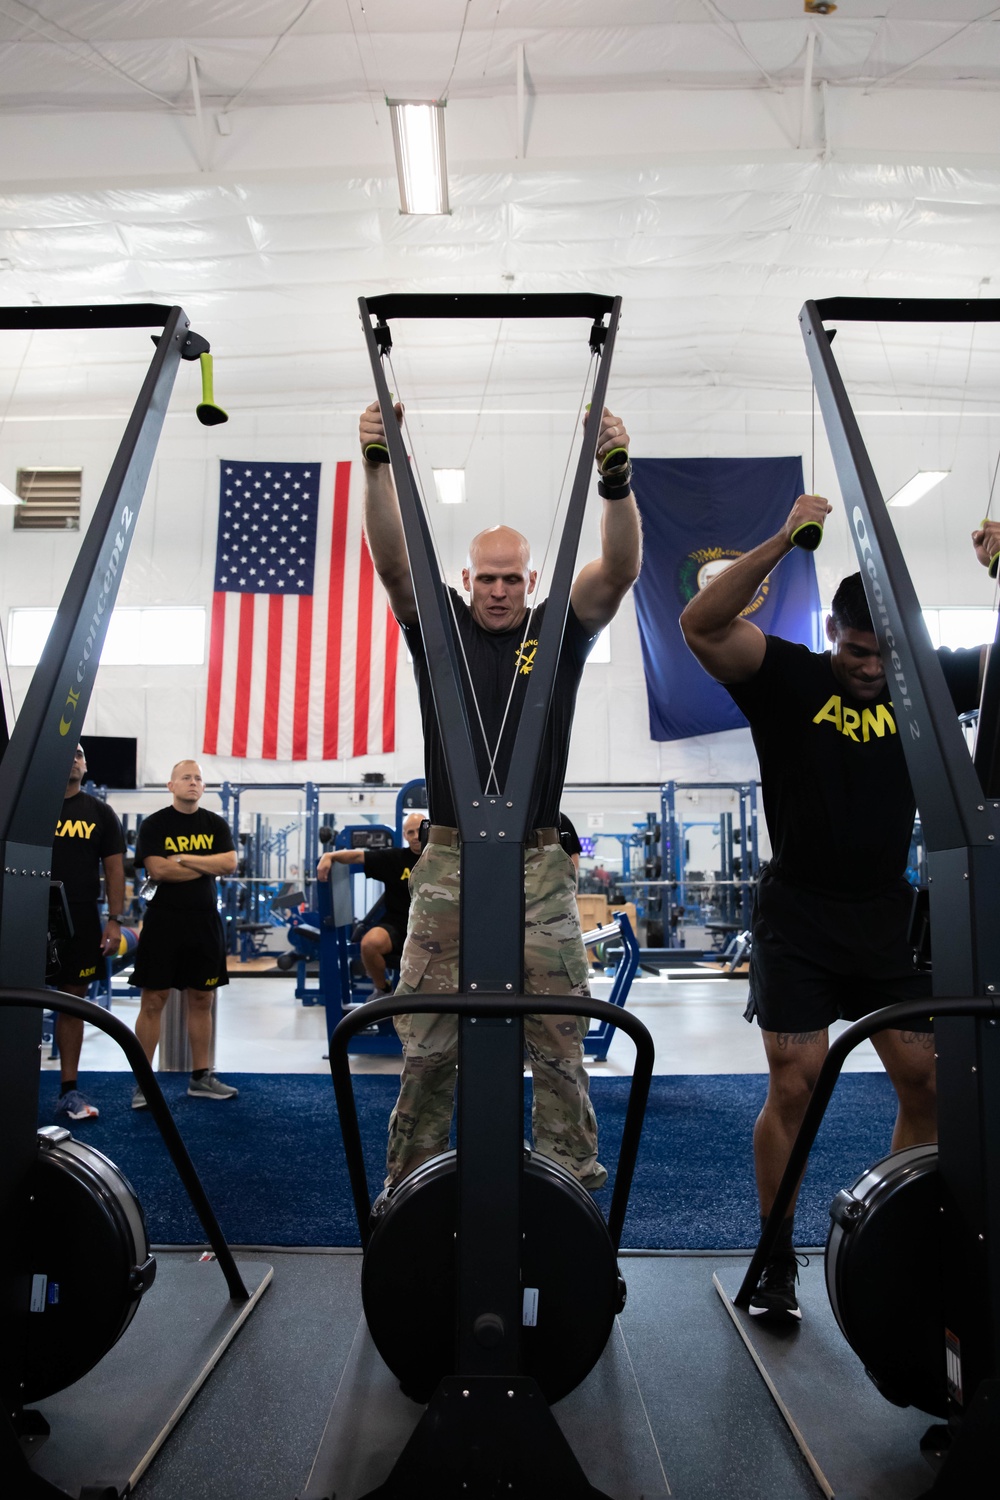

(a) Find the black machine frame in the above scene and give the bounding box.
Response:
[0,306,249,1490]
[737,297,1000,1487]
[337,292,652,1496]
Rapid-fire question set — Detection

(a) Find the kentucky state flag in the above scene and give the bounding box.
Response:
[631,456,823,741]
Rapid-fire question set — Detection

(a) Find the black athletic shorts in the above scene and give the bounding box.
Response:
[744,868,933,1035]
[49,903,103,990]
[359,917,407,959]
[130,908,229,993]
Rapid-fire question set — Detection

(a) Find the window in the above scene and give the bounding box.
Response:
[7,609,53,665]
[922,609,996,650]
[588,627,611,664]
[12,468,82,531]
[7,607,206,666]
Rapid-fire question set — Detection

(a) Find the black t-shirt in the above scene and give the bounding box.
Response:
[363,846,417,927]
[401,591,596,829]
[727,636,981,897]
[51,791,125,905]
[135,805,235,914]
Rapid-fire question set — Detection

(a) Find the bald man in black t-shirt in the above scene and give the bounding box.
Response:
[360,397,642,1193]
[130,760,238,1109]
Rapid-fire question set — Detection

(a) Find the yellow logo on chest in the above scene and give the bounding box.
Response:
[164,833,215,853]
[55,819,97,839]
[516,638,538,676]
[812,695,897,743]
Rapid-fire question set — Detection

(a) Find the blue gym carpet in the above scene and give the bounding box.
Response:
[36,1070,899,1250]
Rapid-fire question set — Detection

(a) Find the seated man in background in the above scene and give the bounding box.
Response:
[317,812,424,993]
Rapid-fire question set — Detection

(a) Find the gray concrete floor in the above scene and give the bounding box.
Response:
[50,969,891,1080]
[122,1250,825,1500]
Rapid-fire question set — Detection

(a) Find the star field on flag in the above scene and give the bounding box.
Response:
[213,462,318,595]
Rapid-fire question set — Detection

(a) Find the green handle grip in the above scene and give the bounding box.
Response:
[600,446,629,475]
[790,520,824,552]
[196,353,228,427]
[585,404,628,475]
[365,393,396,463]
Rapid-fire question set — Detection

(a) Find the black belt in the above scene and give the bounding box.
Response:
[426,824,560,851]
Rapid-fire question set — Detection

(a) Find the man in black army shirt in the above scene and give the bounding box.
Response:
[681,490,997,1322]
[317,812,424,992]
[49,743,127,1121]
[130,759,238,1108]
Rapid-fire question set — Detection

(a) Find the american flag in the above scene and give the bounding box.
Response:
[202,459,399,760]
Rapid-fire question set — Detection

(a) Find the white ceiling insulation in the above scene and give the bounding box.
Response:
[0,1,999,422]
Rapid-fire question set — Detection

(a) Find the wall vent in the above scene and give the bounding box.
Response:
[13,467,82,531]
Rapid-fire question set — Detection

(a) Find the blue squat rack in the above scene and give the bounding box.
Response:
[286,780,642,1056]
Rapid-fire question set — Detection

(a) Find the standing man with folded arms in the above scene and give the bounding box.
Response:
[129,760,239,1109]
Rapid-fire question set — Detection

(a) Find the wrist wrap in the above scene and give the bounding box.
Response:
[597,457,632,500]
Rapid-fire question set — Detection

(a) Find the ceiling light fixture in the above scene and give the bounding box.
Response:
[388,100,450,215]
[432,468,466,505]
[886,470,950,508]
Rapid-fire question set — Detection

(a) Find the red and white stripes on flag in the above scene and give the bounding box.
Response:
[202,459,399,760]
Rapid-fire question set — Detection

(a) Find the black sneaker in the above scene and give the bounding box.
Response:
[748,1252,805,1321]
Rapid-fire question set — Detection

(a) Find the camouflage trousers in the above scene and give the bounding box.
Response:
[385,837,607,1193]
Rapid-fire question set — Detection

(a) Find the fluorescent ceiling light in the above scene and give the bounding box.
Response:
[0,481,22,505]
[432,468,466,505]
[887,470,950,508]
[388,100,449,215]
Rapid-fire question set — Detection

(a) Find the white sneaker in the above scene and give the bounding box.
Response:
[187,1073,239,1100]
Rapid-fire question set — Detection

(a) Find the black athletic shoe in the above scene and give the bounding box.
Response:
[748,1252,805,1321]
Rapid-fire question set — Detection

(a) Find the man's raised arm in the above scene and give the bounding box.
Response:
[680,493,831,685]
[571,407,643,635]
[360,400,418,626]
